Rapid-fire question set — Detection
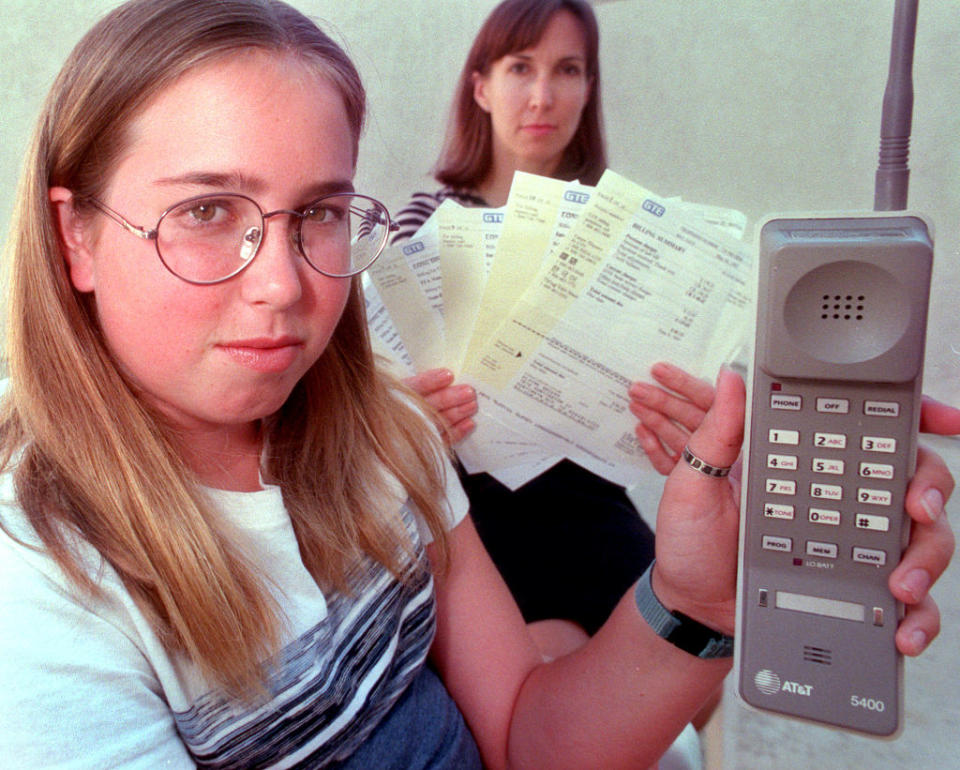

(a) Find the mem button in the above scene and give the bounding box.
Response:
[806,541,838,559]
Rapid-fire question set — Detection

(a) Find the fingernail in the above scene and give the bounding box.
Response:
[909,629,928,654]
[901,569,930,602]
[630,383,650,400]
[920,488,944,523]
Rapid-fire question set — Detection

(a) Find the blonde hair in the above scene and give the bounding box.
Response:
[0,0,449,696]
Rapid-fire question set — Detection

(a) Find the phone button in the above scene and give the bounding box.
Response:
[812,457,844,475]
[769,429,799,445]
[810,482,843,501]
[762,535,793,552]
[862,436,897,453]
[768,453,798,470]
[852,547,887,566]
[858,488,893,506]
[771,394,802,410]
[808,507,841,526]
[816,397,850,414]
[764,503,795,520]
[864,400,900,417]
[860,461,894,479]
[814,432,847,449]
[806,541,838,559]
[855,514,890,532]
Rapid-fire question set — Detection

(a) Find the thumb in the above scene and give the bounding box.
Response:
[682,368,746,474]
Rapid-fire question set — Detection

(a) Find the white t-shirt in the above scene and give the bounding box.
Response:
[0,455,469,768]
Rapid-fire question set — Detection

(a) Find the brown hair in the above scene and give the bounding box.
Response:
[435,0,606,189]
[1,0,449,695]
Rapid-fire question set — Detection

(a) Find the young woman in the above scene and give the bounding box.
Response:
[396,0,658,657]
[0,1,953,768]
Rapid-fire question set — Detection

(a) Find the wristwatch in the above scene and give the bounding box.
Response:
[634,561,734,659]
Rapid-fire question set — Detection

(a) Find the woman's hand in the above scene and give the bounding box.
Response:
[404,368,478,444]
[649,368,744,633]
[649,368,956,653]
[629,362,715,475]
[890,443,955,654]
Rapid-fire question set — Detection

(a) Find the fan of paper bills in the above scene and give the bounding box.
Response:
[364,169,752,490]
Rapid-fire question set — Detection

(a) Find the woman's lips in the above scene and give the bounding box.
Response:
[522,123,557,136]
[219,337,304,373]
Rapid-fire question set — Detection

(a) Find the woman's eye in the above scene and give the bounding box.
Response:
[305,203,348,224]
[304,206,329,223]
[188,203,219,223]
[507,61,529,75]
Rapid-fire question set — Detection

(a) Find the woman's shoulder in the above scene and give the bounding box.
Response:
[391,187,487,244]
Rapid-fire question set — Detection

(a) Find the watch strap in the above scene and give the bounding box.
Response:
[634,561,734,659]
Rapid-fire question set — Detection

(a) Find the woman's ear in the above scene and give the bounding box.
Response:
[49,186,95,293]
[471,71,491,113]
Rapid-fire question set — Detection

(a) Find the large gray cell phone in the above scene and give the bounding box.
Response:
[735,213,933,736]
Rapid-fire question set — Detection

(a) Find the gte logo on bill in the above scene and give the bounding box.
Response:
[754,669,813,697]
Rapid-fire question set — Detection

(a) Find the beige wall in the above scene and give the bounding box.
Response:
[1,0,957,404]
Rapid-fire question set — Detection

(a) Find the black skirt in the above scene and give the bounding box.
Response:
[463,459,655,635]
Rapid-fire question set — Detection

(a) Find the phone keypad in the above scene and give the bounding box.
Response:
[752,386,910,572]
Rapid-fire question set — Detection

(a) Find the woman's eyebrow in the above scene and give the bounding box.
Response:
[151,171,355,199]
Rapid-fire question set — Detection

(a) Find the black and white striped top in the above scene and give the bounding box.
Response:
[391,188,488,244]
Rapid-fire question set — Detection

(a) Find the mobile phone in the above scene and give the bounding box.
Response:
[735,213,933,735]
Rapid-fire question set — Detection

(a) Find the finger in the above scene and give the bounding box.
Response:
[628,383,707,432]
[683,368,745,473]
[650,362,716,410]
[919,394,960,435]
[444,417,476,445]
[634,421,680,475]
[424,384,477,414]
[889,513,954,607]
[403,368,455,398]
[905,445,954,523]
[630,402,689,457]
[895,594,941,656]
[438,397,479,428]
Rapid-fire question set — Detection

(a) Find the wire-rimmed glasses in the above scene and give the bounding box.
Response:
[84,192,396,285]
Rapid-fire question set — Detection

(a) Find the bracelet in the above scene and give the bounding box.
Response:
[634,561,734,659]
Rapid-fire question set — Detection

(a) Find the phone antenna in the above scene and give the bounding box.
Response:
[874,0,918,211]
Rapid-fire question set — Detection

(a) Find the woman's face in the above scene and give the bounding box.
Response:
[54,52,355,450]
[473,10,592,177]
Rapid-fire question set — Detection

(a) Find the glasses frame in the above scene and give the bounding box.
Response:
[84,191,397,285]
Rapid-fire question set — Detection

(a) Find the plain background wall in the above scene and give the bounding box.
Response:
[1,0,957,406]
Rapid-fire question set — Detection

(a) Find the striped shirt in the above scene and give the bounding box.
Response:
[0,457,469,768]
[391,188,487,244]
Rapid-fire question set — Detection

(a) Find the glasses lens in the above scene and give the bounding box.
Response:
[156,195,262,283]
[299,193,389,277]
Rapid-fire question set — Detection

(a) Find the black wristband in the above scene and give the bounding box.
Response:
[634,561,734,659]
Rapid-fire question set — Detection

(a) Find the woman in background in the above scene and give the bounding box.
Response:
[396,0,660,658]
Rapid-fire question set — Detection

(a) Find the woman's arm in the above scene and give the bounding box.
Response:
[429,372,745,768]
[431,369,954,769]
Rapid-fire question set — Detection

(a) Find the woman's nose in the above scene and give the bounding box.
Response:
[528,74,554,110]
[238,213,304,308]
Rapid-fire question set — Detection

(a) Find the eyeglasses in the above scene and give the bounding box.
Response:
[84,192,397,285]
